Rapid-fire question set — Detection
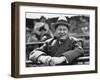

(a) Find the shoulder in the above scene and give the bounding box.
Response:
[69,36,83,48]
[45,38,54,43]
[69,36,83,44]
[69,36,79,42]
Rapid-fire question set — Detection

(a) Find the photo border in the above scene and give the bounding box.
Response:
[11,2,98,78]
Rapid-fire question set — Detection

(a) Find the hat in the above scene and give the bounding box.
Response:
[53,19,70,30]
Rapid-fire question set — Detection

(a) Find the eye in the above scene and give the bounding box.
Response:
[64,28,68,31]
[58,28,62,31]
[63,29,66,31]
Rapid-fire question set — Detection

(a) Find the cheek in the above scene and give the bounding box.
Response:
[55,30,59,34]
[65,31,68,34]
[57,31,62,35]
[54,31,60,36]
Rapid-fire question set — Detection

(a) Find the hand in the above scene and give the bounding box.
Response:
[49,56,66,66]
[38,55,52,65]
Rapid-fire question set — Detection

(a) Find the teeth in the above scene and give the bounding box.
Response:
[59,34,65,37]
[60,33,65,35]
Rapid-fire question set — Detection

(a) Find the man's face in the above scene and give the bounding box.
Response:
[54,25,69,40]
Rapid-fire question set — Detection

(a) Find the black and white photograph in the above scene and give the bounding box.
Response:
[11,2,97,78]
[26,13,90,67]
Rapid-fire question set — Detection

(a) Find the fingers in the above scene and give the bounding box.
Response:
[49,56,66,65]
[38,56,66,66]
[49,57,61,66]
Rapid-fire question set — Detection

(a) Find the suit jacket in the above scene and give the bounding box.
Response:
[30,36,84,64]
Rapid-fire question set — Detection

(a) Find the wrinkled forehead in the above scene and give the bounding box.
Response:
[56,24,69,30]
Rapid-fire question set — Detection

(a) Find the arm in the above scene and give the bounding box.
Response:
[62,39,84,63]
[48,38,84,65]
[29,41,48,62]
[29,39,53,64]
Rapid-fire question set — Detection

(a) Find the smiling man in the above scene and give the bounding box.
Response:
[29,19,84,66]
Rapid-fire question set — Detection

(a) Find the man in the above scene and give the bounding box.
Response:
[29,19,84,66]
[31,22,52,41]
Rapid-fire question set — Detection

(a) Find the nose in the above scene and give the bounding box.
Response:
[60,30,65,33]
[59,30,65,36]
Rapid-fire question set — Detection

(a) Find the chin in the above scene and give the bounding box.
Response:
[59,38,66,40]
[59,37,67,40]
[59,36,68,40]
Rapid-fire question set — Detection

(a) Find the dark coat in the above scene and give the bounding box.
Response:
[30,36,84,64]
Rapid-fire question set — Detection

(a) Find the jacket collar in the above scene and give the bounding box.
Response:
[54,36,70,43]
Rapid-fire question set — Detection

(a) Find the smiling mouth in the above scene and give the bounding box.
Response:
[57,33,66,38]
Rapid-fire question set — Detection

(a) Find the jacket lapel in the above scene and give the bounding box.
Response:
[54,38,73,57]
[47,39,60,56]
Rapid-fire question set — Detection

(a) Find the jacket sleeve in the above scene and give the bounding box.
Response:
[35,41,48,52]
[62,38,84,63]
[29,40,49,62]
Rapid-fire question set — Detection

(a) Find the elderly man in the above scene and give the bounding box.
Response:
[29,19,84,66]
